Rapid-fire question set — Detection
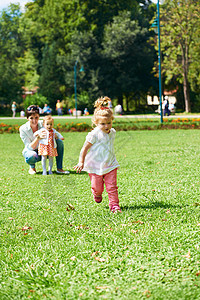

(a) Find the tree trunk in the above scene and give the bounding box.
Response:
[183,74,191,113]
[181,44,191,112]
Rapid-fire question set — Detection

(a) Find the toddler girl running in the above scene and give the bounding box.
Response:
[34,115,64,175]
[74,96,121,213]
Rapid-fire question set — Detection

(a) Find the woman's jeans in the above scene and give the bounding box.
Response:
[23,139,64,169]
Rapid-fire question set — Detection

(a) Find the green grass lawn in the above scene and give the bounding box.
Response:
[1,129,200,299]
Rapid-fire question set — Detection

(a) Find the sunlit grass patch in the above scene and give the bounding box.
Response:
[1,130,200,299]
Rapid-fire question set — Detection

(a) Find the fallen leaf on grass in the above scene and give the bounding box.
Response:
[96,286,109,290]
[91,251,99,257]
[182,250,191,259]
[8,217,14,220]
[94,257,106,262]
[196,271,200,276]
[132,220,144,224]
[21,226,32,231]
[70,256,76,261]
[75,225,89,230]
[66,204,75,211]
[42,208,53,212]
[106,224,113,231]
[143,290,151,298]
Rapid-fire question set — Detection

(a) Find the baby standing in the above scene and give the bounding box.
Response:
[74,96,121,213]
[34,115,64,175]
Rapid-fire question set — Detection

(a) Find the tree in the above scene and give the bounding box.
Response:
[39,43,65,107]
[18,50,39,90]
[160,0,200,112]
[0,4,25,103]
[102,11,154,110]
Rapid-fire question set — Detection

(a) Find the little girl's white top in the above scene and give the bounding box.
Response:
[83,126,119,175]
[34,128,63,148]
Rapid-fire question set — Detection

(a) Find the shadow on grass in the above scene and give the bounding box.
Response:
[67,170,88,175]
[35,170,88,175]
[121,201,184,211]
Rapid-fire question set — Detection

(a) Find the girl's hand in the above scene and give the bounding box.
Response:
[73,163,84,173]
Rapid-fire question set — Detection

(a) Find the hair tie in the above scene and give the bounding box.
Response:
[100,107,109,110]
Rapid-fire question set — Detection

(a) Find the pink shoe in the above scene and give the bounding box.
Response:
[94,195,102,203]
[111,205,122,213]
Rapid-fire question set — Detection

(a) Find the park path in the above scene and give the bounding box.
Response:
[1,114,200,120]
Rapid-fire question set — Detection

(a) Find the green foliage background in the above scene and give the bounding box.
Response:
[0,0,199,112]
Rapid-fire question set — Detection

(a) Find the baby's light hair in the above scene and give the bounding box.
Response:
[92,96,114,126]
[43,115,54,126]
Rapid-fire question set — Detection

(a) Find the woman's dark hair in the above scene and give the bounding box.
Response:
[26,105,39,118]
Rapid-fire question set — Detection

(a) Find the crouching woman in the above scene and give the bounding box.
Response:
[19,105,69,175]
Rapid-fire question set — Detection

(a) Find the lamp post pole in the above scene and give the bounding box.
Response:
[74,60,78,118]
[157,0,163,123]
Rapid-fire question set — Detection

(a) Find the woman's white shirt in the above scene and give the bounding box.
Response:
[19,120,43,150]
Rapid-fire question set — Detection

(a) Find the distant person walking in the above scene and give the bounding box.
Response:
[108,98,112,109]
[56,100,63,116]
[11,101,16,118]
[20,109,25,117]
[114,104,122,115]
[164,96,170,116]
[74,96,121,213]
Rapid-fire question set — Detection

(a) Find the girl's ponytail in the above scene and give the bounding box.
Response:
[92,96,114,126]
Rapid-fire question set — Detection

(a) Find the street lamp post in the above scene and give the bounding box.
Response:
[157,0,163,124]
[152,1,163,124]
[74,60,78,118]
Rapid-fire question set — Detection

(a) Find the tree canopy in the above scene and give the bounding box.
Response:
[159,0,200,112]
[0,0,199,112]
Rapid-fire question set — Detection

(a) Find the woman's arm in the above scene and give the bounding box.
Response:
[29,135,41,149]
[31,130,47,149]
[73,142,92,173]
[54,130,64,140]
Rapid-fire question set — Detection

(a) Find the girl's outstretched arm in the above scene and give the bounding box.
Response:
[73,142,92,173]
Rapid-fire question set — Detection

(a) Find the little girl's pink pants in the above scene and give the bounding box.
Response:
[89,168,120,210]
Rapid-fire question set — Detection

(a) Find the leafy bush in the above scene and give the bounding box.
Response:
[23,93,49,109]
